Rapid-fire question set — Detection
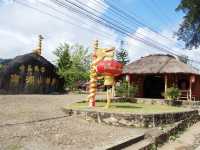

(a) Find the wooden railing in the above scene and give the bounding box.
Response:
[179,90,190,100]
[179,90,199,101]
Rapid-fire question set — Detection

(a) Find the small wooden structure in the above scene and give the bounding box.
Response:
[123,54,200,100]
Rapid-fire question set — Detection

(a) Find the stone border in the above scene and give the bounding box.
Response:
[99,133,145,150]
[142,114,200,150]
[63,108,198,128]
[102,113,199,150]
[97,97,200,107]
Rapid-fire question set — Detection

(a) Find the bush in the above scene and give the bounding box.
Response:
[163,87,181,100]
[0,64,3,71]
[116,81,138,97]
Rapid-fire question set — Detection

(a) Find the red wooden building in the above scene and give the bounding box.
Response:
[123,54,200,100]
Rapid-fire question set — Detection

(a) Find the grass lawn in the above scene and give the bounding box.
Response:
[65,101,189,114]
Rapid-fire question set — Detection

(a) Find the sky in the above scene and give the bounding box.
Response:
[0,0,200,67]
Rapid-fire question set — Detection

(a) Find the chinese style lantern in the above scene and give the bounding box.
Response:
[96,60,123,76]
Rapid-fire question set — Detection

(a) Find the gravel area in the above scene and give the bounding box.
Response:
[0,94,145,150]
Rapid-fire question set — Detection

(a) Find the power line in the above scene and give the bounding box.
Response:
[15,0,200,66]
[15,0,180,57]
[51,0,200,65]
[51,0,180,55]
[75,0,184,56]
[101,0,184,48]
[14,0,120,44]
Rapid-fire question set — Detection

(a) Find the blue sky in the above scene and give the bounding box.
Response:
[105,0,183,31]
[1,0,200,67]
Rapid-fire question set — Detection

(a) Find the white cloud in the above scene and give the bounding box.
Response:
[125,27,200,69]
[1,0,200,69]
[0,0,118,62]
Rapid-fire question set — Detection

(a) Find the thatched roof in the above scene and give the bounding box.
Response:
[0,52,57,76]
[123,54,200,75]
[0,52,64,94]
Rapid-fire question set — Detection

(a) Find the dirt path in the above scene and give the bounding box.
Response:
[0,94,146,150]
[158,121,200,150]
[0,116,145,150]
[0,94,105,125]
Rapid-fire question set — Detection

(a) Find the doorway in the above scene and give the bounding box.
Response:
[143,75,164,98]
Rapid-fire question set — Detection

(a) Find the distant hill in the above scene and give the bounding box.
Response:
[0,58,12,65]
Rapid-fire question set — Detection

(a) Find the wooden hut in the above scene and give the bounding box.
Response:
[0,35,64,94]
[123,54,200,100]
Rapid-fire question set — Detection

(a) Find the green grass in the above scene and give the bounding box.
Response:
[65,101,189,114]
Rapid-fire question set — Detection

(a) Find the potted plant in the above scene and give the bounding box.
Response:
[163,87,181,106]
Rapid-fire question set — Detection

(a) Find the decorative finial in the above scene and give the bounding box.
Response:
[33,35,44,55]
[94,40,98,50]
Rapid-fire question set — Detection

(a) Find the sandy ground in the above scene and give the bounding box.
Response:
[159,121,200,150]
[0,94,105,125]
[0,94,145,150]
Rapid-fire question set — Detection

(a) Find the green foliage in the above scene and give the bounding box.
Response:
[163,87,181,100]
[54,43,90,90]
[67,101,187,113]
[116,48,129,65]
[178,55,189,64]
[0,64,3,71]
[54,43,72,72]
[149,144,157,150]
[116,81,138,97]
[116,41,129,65]
[176,0,200,49]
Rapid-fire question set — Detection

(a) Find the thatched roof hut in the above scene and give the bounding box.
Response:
[123,54,199,75]
[1,53,56,76]
[0,52,64,94]
[122,54,200,100]
[0,34,64,94]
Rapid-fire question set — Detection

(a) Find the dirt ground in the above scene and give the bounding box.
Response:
[0,94,106,125]
[0,94,145,150]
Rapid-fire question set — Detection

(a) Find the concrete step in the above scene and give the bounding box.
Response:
[98,133,145,150]
[122,138,152,150]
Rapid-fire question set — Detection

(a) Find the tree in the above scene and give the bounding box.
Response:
[54,43,91,90]
[178,55,189,64]
[116,41,129,64]
[67,44,91,89]
[54,43,72,88]
[176,0,200,49]
[54,43,72,71]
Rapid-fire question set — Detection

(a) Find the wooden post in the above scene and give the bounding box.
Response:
[189,80,192,101]
[126,75,130,97]
[106,87,112,108]
[164,74,168,94]
[189,77,192,101]
[111,83,115,98]
[34,35,44,55]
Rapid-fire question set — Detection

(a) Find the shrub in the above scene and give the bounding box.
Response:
[0,64,3,71]
[163,87,181,100]
[116,81,138,97]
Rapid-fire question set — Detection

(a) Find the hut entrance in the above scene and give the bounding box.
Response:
[143,75,164,98]
[178,78,189,90]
